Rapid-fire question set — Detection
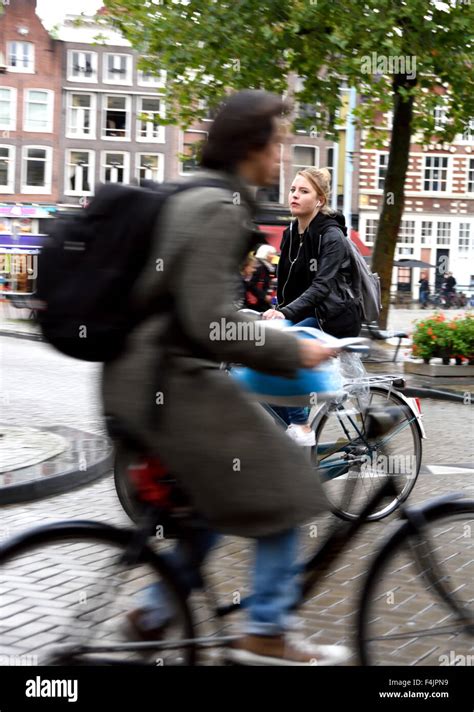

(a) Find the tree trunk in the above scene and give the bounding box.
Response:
[371,75,416,328]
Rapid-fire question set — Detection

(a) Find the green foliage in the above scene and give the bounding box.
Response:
[100,0,474,138]
[412,313,474,360]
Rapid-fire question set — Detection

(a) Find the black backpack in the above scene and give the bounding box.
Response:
[36,179,228,362]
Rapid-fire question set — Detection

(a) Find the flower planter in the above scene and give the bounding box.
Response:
[411,313,474,371]
[404,360,474,377]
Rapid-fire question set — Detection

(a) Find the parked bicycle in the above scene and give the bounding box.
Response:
[115,328,424,524]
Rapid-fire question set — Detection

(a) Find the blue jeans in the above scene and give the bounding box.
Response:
[140,527,301,635]
[272,316,320,427]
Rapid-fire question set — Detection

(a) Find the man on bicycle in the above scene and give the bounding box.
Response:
[102,90,351,665]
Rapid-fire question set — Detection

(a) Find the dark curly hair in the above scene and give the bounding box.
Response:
[200,90,289,172]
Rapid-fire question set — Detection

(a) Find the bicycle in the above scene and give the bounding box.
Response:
[114,326,424,523]
[0,469,471,666]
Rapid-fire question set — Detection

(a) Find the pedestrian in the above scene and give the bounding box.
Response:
[245,245,277,312]
[261,167,361,446]
[418,274,429,309]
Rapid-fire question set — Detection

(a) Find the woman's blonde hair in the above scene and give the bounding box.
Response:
[295,167,333,215]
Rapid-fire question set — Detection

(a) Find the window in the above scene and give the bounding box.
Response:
[0,88,16,131]
[7,41,34,72]
[398,220,415,244]
[68,51,98,82]
[421,221,433,245]
[22,147,52,193]
[461,117,474,143]
[65,150,93,195]
[136,154,164,184]
[137,68,166,87]
[104,53,132,84]
[181,130,207,173]
[101,152,129,184]
[424,156,449,192]
[0,145,15,192]
[24,90,53,132]
[433,105,448,131]
[292,145,318,172]
[458,223,471,253]
[103,95,130,140]
[66,93,95,139]
[295,103,321,135]
[377,153,388,190]
[436,221,451,245]
[137,97,164,142]
[468,158,474,193]
[365,219,379,244]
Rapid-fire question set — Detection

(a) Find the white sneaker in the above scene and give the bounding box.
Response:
[286,423,316,447]
[227,633,351,666]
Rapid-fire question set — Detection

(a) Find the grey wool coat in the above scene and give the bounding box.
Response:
[102,169,328,537]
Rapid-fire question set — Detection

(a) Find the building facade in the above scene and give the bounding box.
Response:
[358,113,474,299]
[58,15,171,209]
[0,0,61,290]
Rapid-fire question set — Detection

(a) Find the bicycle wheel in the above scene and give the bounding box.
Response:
[311,386,422,521]
[0,522,196,665]
[358,499,474,665]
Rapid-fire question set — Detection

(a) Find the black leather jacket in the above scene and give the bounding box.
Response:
[277,212,354,324]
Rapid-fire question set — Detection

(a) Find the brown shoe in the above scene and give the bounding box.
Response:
[125,609,168,642]
[227,634,351,666]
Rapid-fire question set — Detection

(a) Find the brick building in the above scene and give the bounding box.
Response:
[0,0,61,290]
[358,112,474,299]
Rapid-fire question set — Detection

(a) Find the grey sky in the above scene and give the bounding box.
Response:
[36,0,103,28]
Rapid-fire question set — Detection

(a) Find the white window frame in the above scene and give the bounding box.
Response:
[0,87,17,131]
[102,95,131,141]
[66,92,96,140]
[436,221,451,245]
[136,153,165,184]
[458,223,471,253]
[421,221,433,246]
[398,220,415,244]
[137,68,166,88]
[422,155,451,194]
[458,117,474,144]
[433,104,448,131]
[377,152,389,191]
[364,219,379,244]
[100,151,130,184]
[24,89,54,133]
[103,53,133,85]
[136,96,165,143]
[67,50,98,83]
[64,150,95,196]
[179,129,208,175]
[21,146,53,194]
[467,157,474,194]
[291,144,319,173]
[7,41,34,73]
[0,144,15,193]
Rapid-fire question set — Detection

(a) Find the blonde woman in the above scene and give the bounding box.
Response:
[263,167,361,445]
[247,244,277,312]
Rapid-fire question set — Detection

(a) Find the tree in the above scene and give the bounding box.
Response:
[103,0,474,326]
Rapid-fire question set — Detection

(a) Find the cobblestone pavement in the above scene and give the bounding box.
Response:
[0,336,473,665]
